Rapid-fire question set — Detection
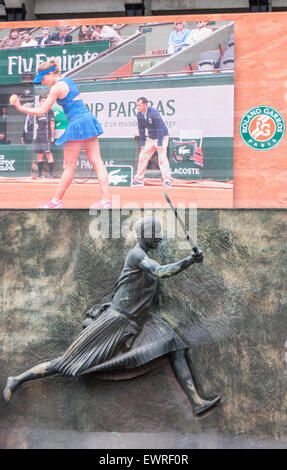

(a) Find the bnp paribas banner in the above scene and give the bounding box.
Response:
[81,85,233,139]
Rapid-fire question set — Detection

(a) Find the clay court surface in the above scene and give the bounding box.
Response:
[0,178,233,209]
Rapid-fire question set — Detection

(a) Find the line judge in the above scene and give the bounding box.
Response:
[133,97,172,188]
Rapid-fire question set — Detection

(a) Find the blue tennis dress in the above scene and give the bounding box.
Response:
[55,77,103,146]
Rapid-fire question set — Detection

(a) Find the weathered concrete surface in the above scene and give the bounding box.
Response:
[0,209,287,448]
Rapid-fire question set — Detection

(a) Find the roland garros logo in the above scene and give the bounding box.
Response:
[240,106,285,150]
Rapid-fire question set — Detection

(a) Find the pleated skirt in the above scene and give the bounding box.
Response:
[55,112,103,146]
[52,309,187,377]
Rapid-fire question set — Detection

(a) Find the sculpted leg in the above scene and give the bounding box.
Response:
[170,350,221,416]
[3,359,59,403]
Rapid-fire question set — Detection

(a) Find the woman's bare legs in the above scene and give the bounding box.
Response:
[54,140,83,201]
[84,137,110,203]
[41,138,110,207]
[3,359,60,403]
[170,350,221,416]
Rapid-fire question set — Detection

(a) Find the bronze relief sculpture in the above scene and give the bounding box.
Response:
[3,216,220,416]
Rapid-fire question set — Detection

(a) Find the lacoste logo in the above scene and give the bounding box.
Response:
[178,146,190,155]
[108,169,128,185]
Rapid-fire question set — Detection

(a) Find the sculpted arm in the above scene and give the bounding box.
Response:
[138,252,202,279]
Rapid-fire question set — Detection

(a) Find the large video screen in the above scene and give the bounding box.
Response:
[0,18,234,209]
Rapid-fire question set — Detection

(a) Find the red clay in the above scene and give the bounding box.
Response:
[0,179,232,209]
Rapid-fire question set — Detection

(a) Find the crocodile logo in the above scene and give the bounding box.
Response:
[108,169,128,185]
[178,146,191,155]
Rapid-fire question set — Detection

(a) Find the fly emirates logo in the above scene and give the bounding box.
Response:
[7,50,98,75]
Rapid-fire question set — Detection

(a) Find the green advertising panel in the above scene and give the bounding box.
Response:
[170,138,202,180]
[72,148,133,185]
[0,145,31,177]
[107,165,133,186]
[0,41,110,85]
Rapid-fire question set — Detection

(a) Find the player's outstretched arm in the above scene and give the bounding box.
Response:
[10,82,64,116]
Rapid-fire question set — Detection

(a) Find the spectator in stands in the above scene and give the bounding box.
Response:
[51,26,73,44]
[92,24,123,46]
[186,21,212,46]
[0,107,8,144]
[78,25,93,42]
[37,26,53,46]
[21,30,38,48]
[1,28,22,49]
[167,21,190,54]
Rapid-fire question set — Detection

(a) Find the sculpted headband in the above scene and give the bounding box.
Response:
[135,216,162,239]
[33,66,56,84]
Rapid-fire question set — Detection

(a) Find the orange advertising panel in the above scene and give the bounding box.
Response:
[0,12,285,208]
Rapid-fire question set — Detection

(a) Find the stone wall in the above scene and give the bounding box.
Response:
[0,209,287,448]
